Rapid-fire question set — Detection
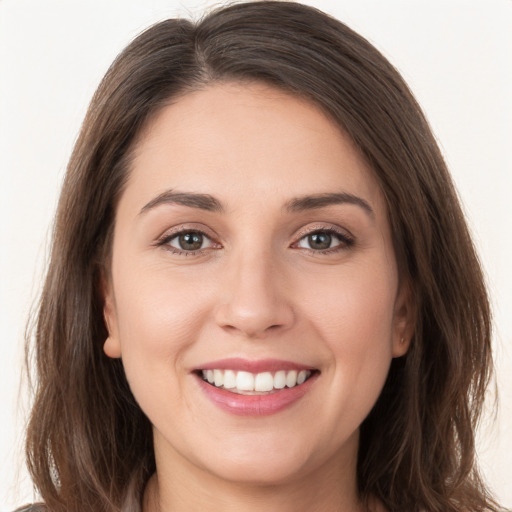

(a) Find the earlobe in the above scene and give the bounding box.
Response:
[392,280,416,358]
[103,334,122,359]
[393,335,411,358]
[101,274,122,359]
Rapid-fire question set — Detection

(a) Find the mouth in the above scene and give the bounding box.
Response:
[193,359,319,416]
[197,368,318,395]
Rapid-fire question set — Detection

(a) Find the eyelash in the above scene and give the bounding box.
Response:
[156,226,354,256]
[156,228,219,256]
[292,227,355,254]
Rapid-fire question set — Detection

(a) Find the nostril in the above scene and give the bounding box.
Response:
[214,295,295,338]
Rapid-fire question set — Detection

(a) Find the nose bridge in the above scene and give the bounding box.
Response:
[215,243,294,337]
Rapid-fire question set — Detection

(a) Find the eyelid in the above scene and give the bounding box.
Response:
[156,223,217,241]
[167,231,214,251]
[292,223,353,241]
[155,223,222,254]
[154,222,354,256]
[290,223,355,252]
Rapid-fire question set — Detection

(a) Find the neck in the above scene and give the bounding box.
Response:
[143,433,370,512]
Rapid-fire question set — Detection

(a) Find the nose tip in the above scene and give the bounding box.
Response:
[214,260,295,339]
[216,304,291,338]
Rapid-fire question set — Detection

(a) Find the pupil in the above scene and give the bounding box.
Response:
[309,233,331,250]
[179,232,203,250]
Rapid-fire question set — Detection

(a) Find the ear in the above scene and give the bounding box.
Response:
[100,272,122,359]
[392,279,416,358]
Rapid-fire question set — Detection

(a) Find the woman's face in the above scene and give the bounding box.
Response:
[104,82,412,487]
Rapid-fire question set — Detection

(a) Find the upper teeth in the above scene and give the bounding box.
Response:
[201,369,311,393]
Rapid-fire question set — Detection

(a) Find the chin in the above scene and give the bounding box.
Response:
[202,454,313,487]
[190,428,342,488]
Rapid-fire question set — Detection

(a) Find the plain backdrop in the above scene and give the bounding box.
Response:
[1,0,511,509]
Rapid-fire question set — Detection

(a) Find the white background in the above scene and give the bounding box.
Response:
[1,0,511,509]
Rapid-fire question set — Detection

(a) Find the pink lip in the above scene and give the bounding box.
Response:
[197,357,314,373]
[193,358,319,416]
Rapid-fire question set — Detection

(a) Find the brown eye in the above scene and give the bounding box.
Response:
[168,231,211,251]
[296,229,353,252]
[179,232,203,250]
[307,232,332,250]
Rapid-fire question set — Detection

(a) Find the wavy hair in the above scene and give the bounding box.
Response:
[23,2,499,511]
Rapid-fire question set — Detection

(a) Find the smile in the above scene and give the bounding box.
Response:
[201,369,313,394]
[194,359,319,416]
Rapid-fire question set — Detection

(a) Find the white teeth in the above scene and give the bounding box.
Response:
[274,370,286,389]
[236,371,254,391]
[254,372,274,392]
[223,369,236,389]
[286,370,298,388]
[201,369,312,393]
[213,369,224,387]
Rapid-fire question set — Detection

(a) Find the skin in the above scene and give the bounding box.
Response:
[103,82,414,512]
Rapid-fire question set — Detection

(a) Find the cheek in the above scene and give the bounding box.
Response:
[301,259,397,344]
[114,258,215,338]
[299,260,396,398]
[111,267,214,390]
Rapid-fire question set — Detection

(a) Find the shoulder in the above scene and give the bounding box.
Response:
[13,505,47,512]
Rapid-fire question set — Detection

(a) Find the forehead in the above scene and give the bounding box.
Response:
[123,82,385,216]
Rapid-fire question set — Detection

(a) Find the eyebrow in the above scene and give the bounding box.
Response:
[139,189,374,218]
[139,190,223,215]
[285,192,374,218]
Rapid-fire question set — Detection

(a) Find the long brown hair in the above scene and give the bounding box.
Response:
[23,2,499,511]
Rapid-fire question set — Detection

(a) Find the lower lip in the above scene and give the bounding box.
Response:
[195,373,318,416]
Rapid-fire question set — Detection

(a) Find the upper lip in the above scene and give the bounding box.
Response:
[195,358,316,373]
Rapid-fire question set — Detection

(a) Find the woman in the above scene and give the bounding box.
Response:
[16,1,503,511]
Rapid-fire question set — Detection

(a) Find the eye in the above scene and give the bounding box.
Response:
[164,230,214,252]
[295,228,353,252]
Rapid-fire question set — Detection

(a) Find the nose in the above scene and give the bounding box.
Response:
[214,250,295,339]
